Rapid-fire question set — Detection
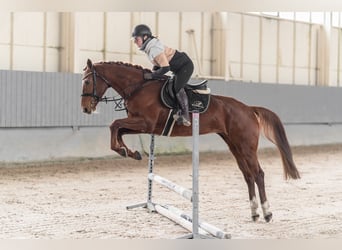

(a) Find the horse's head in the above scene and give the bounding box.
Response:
[81,59,110,114]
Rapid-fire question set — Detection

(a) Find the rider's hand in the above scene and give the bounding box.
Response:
[152,65,160,71]
[144,72,153,80]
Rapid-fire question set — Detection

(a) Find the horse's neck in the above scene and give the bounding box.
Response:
[101,64,143,94]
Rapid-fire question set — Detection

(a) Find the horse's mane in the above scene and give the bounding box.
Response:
[97,61,152,73]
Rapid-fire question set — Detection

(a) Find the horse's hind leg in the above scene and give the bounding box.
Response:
[255,165,273,222]
[242,156,273,222]
[221,133,272,222]
[242,155,273,222]
[238,158,260,221]
[226,143,260,221]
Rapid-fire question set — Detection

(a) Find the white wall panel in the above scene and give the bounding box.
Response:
[227,13,242,63]
[309,25,319,85]
[243,15,260,64]
[13,13,44,46]
[132,54,151,69]
[201,61,211,76]
[261,18,277,65]
[158,12,180,49]
[295,23,310,68]
[226,14,324,85]
[309,69,317,86]
[12,46,43,71]
[278,67,293,84]
[261,18,277,83]
[229,63,241,80]
[180,12,202,58]
[135,12,156,32]
[76,12,104,51]
[45,48,60,72]
[105,52,130,63]
[261,66,277,83]
[106,12,131,53]
[243,64,259,82]
[0,45,10,69]
[339,35,342,86]
[0,12,61,72]
[77,51,104,71]
[329,28,339,86]
[0,13,11,44]
[330,70,338,86]
[46,13,61,47]
[295,68,309,85]
[330,28,339,71]
[278,20,294,67]
[201,12,214,76]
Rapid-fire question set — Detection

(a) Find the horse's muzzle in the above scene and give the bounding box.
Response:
[83,107,92,114]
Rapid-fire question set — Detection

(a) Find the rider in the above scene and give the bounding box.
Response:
[131,24,194,127]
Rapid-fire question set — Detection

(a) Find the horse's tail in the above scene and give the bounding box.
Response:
[253,106,300,180]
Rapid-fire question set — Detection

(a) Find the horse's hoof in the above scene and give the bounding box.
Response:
[252,214,260,222]
[118,147,128,157]
[264,212,273,222]
[133,151,142,160]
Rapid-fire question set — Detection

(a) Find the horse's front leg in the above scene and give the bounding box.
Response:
[109,117,148,160]
[117,128,144,160]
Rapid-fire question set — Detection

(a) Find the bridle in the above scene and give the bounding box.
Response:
[81,66,110,101]
[81,66,128,111]
[81,65,150,112]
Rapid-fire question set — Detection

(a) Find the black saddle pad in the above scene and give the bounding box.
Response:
[160,78,211,113]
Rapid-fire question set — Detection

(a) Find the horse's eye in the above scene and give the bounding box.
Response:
[84,80,90,85]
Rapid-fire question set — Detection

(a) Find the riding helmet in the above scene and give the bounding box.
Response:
[132,24,152,38]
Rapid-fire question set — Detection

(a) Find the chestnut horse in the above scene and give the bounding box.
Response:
[81,59,300,222]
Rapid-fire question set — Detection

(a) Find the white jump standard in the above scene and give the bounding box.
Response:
[126,111,230,239]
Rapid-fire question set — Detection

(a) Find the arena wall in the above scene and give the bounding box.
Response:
[1,70,342,162]
[2,12,342,87]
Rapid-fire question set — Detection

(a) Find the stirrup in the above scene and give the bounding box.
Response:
[173,113,191,127]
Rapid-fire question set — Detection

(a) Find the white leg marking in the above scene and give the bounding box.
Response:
[261,200,271,216]
[250,196,259,216]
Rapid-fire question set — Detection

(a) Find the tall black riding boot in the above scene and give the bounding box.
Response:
[173,88,191,126]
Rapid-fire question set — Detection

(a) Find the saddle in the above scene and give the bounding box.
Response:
[160,78,211,113]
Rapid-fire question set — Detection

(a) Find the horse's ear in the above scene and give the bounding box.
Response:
[87,59,93,69]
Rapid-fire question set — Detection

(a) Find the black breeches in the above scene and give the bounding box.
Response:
[173,61,194,93]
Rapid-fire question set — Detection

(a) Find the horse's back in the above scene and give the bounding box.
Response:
[209,94,255,116]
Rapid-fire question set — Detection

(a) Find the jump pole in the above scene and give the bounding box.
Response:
[188,110,202,239]
[148,173,192,201]
[162,204,230,239]
[126,111,230,239]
